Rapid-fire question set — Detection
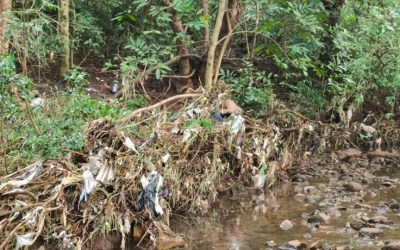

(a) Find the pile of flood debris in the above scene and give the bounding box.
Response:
[0,87,398,249]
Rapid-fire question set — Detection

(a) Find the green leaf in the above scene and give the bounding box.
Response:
[112,16,124,22]
[156,69,161,79]
[127,14,136,22]
[260,163,267,175]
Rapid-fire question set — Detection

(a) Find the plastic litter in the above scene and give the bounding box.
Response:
[96,164,115,183]
[78,149,115,206]
[136,170,164,220]
[52,231,76,249]
[186,108,203,118]
[23,206,44,227]
[16,232,36,249]
[212,112,225,121]
[181,128,199,143]
[79,170,97,203]
[227,114,245,145]
[122,133,139,153]
[112,83,119,93]
[30,97,44,108]
[161,153,171,163]
[7,161,43,188]
[229,114,245,134]
[252,164,268,189]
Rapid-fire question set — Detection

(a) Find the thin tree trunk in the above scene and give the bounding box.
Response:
[249,1,259,58]
[202,0,210,55]
[204,0,227,91]
[70,0,76,68]
[59,0,70,76]
[161,0,192,89]
[21,0,28,75]
[0,0,12,54]
[212,0,243,85]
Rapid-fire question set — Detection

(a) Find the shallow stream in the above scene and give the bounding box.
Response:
[166,168,400,249]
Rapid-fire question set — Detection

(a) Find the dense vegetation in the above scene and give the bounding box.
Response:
[1,0,399,171]
[1,1,400,248]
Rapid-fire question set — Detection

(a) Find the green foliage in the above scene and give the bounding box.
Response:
[120,36,173,85]
[73,11,104,55]
[257,1,327,73]
[7,2,60,69]
[220,62,273,117]
[64,66,89,90]
[1,56,128,163]
[7,91,127,161]
[327,0,400,114]
[126,94,148,110]
[4,0,400,124]
[0,54,33,100]
[184,118,214,131]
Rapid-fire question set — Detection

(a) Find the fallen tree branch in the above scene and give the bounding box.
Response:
[119,93,203,124]
[161,70,196,79]
[368,150,400,159]
[25,99,41,136]
[0,221,24,250]
[277,103,335,128]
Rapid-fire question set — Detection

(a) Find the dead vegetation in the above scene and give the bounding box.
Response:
[0,85,399,249]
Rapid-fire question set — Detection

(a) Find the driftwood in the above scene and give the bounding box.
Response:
[337,148,362,160]
[119,93,202,123]
[368,150,400,159]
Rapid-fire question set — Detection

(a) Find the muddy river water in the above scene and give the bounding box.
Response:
[116,165,400,249]
[166,168,400,249]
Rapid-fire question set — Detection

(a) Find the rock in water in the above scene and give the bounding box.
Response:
[344,182,363,192]
[281,240,307,249]
[382,241,400,250]
[359,227,383,237]
[280,220,294,231]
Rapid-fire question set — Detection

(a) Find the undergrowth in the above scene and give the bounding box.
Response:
[0,55,140,173]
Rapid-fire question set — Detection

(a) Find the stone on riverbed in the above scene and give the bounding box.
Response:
[367,215,391,224]
[344,182,363,192]
[280,240,307,250]
[382,241,400,250]
[280,220,294,230]
[310,240,325,249]
[307,213,330,224]
[359,227,383,237]
[294,193,306,202]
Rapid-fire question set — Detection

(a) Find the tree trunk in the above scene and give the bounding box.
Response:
[212,0,243,85]
[204,0,227,91]
[202,0,210,54]
[203,0,243,90]
[0,0,11,54]
[249,1,260,58]
[59,0,70,76]
[161,0,192,91]
[21,0,28,75]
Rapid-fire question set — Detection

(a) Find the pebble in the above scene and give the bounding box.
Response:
[359,227,383,237]
[382,241,400,250]
[344,182,363,192]
[280,220,294,231]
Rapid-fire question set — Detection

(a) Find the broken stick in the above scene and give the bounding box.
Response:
[119,93,202,124]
